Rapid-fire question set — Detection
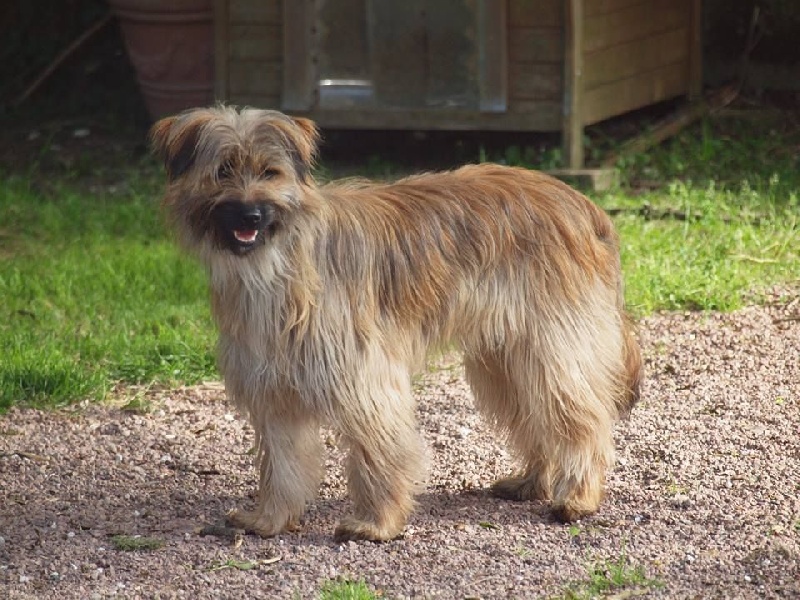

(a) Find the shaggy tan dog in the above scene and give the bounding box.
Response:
[150,106,641,541]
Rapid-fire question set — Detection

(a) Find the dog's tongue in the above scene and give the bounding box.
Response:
[234,229,258,243]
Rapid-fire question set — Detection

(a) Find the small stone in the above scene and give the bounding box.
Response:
[671,494,691,508]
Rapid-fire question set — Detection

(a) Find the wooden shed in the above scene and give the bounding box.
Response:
[213,0,702,168]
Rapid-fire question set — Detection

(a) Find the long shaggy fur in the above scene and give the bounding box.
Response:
[151,106,642,541]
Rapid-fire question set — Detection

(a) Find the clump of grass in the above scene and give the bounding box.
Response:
[319,578,381,600]
[111,535,164,552]
[559,554,662,599]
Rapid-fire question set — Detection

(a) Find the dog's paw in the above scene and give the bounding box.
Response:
[490,475,549,502]
[551,503,591,523]
[334,517,402,542]
[226,508,297,538]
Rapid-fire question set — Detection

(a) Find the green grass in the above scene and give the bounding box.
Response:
[319,578,381,600]
[0,117,798,410]
[607,118,800,314]
[0,176,215,411]
[608,176,798,314]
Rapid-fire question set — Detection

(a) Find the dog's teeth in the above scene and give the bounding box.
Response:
[234,230,258,243]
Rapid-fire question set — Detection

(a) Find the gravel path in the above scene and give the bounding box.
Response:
[1,290,799,599]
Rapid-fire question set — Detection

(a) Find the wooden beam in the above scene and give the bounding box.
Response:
[479,0,508,113]
[229,0,280,24]
[508,0,561,27]
[562,0,585,169]
[282,0,315,111]
[213,0,230,102]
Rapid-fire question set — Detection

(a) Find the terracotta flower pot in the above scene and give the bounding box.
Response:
[108,0,214,120]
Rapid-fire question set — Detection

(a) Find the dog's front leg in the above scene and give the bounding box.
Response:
[227,402,322,537]
[333,359,425,542]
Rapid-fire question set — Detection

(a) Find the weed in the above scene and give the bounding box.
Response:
[207,559,258,572]
[558,553,661,599]
[515,546,533,559]
[320,578,381,600]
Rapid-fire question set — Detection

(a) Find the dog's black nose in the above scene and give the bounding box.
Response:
[242,207,262,226]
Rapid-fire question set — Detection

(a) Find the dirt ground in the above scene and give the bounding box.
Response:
[1,288,798,599]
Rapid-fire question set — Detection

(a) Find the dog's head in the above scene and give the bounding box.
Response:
[150,106,320,256]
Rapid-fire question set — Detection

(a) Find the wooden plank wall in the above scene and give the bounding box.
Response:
[581,0,692,125]
[506,0,563,129]
[225,0,283,108]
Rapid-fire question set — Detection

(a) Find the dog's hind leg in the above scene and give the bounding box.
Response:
[507,308,623,522]
[333,356,425,542]
[464,352,553,502]
[227,401,323,537]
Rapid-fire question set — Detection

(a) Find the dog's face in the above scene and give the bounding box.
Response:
[150,106,319,256]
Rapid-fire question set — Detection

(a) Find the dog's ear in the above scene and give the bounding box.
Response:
[277,116,321,184]
[291,117,320,166]
[149,112,208,180]
[278,116,319,184]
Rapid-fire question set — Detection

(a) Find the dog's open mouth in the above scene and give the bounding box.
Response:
[212,201,275,254]
[233,229,259,245]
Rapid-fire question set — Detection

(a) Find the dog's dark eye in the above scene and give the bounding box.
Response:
[216,161,234,181]
[260,167,280,180]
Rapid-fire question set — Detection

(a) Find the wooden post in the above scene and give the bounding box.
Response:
[213,0,229,103]
[479,0,508,113]
[562,0,584,169]
[688,0,703,99]
[282,0,315,111]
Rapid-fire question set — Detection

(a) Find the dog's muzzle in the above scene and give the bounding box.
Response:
[212,200,276,254]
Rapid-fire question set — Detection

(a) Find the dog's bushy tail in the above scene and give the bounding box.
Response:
[619,314,642,417]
